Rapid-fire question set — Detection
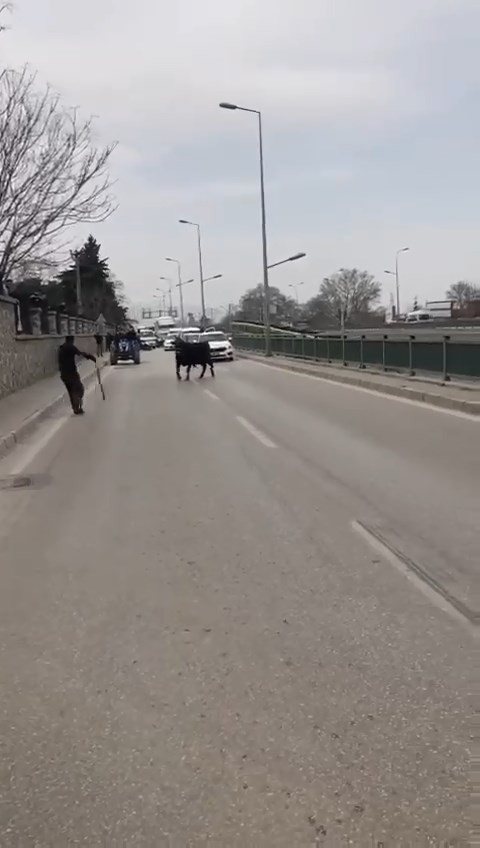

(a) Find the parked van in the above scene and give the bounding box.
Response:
[406,310,433,323]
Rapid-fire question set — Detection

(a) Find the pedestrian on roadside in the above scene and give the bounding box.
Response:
[94,333,104,357]
[58,336,97,415]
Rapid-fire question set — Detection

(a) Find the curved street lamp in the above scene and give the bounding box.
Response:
[178,219,207,324]
[219,100,271,353]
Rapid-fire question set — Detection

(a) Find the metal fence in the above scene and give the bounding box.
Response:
[232,332,480,380]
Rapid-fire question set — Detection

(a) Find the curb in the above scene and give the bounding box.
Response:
[0,362,108,460]
[238,353,480,416]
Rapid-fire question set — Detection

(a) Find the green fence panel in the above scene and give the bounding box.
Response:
[385,340,409,370]
[280,336,290,357]
[303,338,316,359]
[235,334,264,352]
[293,338,304,357]
[410,340,443,374]
[271,335,283,355]
[344,338,361,364]
[362,339,384,368]
[314,337,329,361]
[447,342,480,378]
[327,337,344,362]
[234,332,480,380]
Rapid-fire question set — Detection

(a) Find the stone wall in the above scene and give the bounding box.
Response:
[0,296,100,400]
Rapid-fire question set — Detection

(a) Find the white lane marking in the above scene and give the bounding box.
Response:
[5,368,113,476]
[9,417,67,476]
[204,389,220,401]
[351,520,477,635]
[247,359,480,423]
[235,415,277,448]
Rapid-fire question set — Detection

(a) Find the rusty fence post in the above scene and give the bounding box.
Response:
[408,335,416,377]
[442,335,451,382]
[359,334,366,369]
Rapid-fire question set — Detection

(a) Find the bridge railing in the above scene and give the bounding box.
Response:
[232,332,480,380]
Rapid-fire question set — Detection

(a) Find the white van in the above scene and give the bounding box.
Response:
[406,310,433,323]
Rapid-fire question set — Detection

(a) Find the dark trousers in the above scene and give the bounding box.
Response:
[61,372,84,412]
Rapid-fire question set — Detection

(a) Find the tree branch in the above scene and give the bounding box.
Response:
[0,68,117,285]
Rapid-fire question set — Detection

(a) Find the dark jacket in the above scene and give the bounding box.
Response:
[58,342,96,376]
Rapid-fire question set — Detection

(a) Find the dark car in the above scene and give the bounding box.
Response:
[110,334,141,365]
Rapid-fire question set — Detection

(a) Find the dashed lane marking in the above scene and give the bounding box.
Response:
[204,389,220,401]
[235,416,277,448]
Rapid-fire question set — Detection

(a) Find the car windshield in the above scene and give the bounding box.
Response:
[202,332,226,342]
[183,333,200,342]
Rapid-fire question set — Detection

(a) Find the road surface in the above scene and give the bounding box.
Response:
[0,352,476,846]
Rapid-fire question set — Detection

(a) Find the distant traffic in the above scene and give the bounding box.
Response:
[112,324,236,371]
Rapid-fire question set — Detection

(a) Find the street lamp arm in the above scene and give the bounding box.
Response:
[268,252,306,270]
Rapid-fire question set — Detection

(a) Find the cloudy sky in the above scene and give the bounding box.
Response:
[3,0,480,314]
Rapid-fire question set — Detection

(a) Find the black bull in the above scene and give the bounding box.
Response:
[175,339,215,381]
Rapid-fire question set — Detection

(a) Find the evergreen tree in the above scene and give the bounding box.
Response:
[56,235,126,323]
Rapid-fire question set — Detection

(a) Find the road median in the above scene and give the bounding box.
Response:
[238,352,480,415]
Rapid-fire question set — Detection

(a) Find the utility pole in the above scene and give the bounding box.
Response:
[71,251,82,316]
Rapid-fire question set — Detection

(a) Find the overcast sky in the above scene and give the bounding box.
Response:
[3,0,480,313]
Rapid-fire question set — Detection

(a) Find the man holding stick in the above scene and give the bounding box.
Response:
[58,336,97,415]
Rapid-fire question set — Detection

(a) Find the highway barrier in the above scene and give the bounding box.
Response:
[232,331,480,381]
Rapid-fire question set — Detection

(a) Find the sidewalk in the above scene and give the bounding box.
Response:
[0,358,107,459]
[239,352,480,415]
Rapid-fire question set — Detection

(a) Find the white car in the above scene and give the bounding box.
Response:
[200,331,234,361]
[139,333,157,350]
[163,333,179,351]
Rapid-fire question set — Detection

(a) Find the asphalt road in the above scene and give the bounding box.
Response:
[0,351,476,847]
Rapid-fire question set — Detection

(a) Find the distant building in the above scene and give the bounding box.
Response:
[425,300,454,319]
[453,299,480,319]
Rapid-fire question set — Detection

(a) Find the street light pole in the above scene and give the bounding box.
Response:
[385,247,409,317]
[197,226,205,323]
[71,250,82,315]
[395,247,409,317]
[166,258,183,324]
[179,220,206,326]
[175,278,194,327]
[159,277,173,315]
[289,281,304,304]
[219,102,272,355]
[257,111,271,355]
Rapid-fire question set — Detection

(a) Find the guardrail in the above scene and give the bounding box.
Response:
[232,332,480,380]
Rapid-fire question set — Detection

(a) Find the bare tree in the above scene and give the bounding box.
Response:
[0,68,117,291]
[319,268,381,328]
[0,3,11,33]
[446,281,479,306]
